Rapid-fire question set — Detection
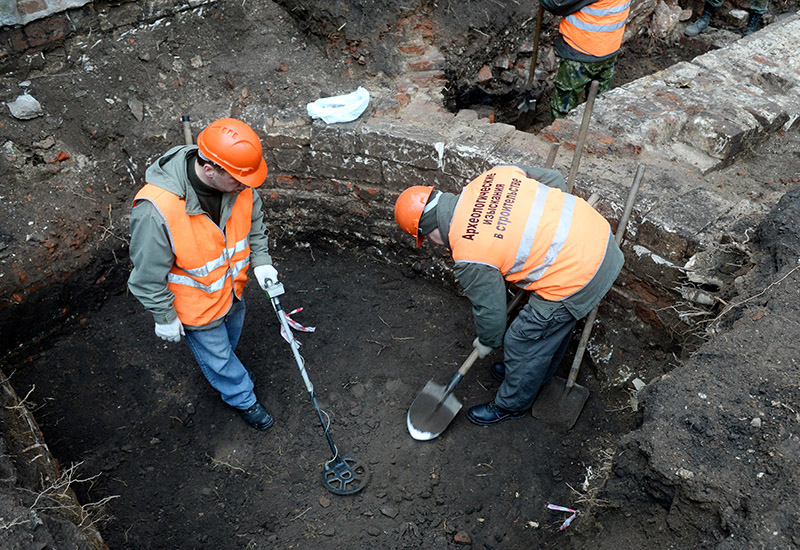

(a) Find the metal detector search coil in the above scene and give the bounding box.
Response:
[264,280,369,495]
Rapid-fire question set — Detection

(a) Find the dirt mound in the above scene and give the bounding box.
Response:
[584,188,800,549]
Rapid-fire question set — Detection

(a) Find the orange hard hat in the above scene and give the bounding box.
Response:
[197,118,268,188]
[394,186,434,248]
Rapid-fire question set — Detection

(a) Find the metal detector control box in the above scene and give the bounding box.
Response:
[264,280,285,298]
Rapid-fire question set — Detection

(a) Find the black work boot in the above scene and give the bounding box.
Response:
[742,11,762,36]
[685,2,715,36]
[239,402,274,430]
[490,362,506,381]
[467,401,527,426]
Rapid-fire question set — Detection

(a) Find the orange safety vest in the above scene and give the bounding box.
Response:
[133,184,253,326]
[449,166,611,301]
[559,0,630,58]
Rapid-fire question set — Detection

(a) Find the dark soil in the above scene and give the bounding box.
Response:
[7,241,637,549]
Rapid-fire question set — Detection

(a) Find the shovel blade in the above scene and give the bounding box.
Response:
[530,376,589,430]
[407,380,463,440]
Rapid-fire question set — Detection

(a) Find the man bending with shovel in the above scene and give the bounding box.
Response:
[395,165,623,426]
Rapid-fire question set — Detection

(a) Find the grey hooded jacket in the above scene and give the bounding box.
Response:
[128,145,272,330]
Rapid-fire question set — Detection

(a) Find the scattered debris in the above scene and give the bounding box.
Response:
[128,98,144,121]
[547,504,578,531]
[7,94,43,120]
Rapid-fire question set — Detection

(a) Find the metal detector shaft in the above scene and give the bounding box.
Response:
[266,285,369,494]
[269,293,340,457]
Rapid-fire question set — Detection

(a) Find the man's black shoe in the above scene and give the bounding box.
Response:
[239,402,274,431]
[490,362,506,381]
[467,401,527,426]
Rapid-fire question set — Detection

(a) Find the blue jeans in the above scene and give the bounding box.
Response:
[495,303,577,411]
[184,301,256,410]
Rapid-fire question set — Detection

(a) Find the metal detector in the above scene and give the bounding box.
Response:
[264,279,369,495]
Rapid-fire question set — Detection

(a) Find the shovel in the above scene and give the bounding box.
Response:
[407,289,528,440]
[566,79,600,194]
[531,163,646,429]
[516,4,545,130]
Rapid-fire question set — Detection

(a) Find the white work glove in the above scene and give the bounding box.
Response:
[254,264,279,290]
[472,337,493,359]
[155,317,184,343]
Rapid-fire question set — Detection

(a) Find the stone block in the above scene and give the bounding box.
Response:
[381,160,462,192]
[0,1,21,26]
[441,147,490,181]
[358,122,446,170]
[254,113,311,150]
[381,160,431,190]
[309,150,383,184]
[485,131,553,168]
[678,110,752,162]
[270,147,312,174]
[310,119,363,155]
[440,121,516,177]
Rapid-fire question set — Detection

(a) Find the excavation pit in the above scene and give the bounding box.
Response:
[1,1,800,549]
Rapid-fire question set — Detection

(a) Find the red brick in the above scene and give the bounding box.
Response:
[477,64,493,83]
[19,0,48,15]
[408,58,444,72]
[398,44,426,55]
[4,27,30,54]
[355,185,381,201]
[24,14,70,48]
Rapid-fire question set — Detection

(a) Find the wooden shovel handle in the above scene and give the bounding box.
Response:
[524,5,546,93]
[565,163,646,389]
[566,80,600,194]
[182,115,193,145]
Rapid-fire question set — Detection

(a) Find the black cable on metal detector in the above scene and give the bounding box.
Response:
[264,280,369,495]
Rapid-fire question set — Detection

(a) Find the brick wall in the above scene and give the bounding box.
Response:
[0,0,214,67]
[1,0,91,26]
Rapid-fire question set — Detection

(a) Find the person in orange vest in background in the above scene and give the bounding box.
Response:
[394,165,623,425]
[541,0,631,120]
[128,118,279,431]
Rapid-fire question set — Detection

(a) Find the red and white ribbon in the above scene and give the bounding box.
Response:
[547,504,578,531]
[280,307,316,345]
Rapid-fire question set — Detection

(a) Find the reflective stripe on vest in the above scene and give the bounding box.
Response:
[449,166,611,302]
[559,0,630,57]
[133,184,253,325]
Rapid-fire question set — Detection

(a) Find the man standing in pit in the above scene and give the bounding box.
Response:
[541,0,631,120]
[394,165,623,425]
[128,118,280,431]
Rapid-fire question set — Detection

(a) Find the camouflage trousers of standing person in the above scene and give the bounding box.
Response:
[550,56,617,120]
